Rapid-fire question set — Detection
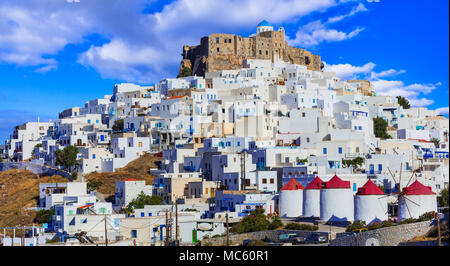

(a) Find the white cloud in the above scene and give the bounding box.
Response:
[369,68,405,79]
[324,60,441,108]
[0,0,343,81]
[288,2,367,47]
[322,61,376,80]
[408,98,434,108]
[289,20,364,47]
[327,2,368,23]
[435,107,449,115]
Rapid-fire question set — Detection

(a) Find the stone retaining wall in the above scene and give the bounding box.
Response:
[201,229,327,246]
[329,221,434,246]
[0,162,71,179]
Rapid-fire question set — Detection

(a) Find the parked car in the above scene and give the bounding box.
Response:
[306,233,328,244]
[279,233,306,244]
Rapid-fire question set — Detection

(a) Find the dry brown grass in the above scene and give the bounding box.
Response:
[0,154,162,227]
[85,153,161,199]
[0,169,68,228]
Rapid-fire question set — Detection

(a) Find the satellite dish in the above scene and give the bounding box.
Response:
[365,238,380,246]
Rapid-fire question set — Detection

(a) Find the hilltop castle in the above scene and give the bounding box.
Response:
[179,20,323,77]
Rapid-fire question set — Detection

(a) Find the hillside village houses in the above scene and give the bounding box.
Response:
[1,21,449,245]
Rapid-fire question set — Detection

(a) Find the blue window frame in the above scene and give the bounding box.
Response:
[92,154,96,159]
[378,164,382,171]
[338,147,342,154]
[148,213,152,216]
[140,212,145,217]
[323,148,327,154]
[100,135,105,141]
[131,230,137,238]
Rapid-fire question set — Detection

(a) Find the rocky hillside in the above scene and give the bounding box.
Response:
[0,154,162,227]
[85,153,162,201]
[0,170,67,228]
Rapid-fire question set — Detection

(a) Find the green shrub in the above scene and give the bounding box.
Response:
[35,208,55,224]
[268,216,283,230]
[418,211,436,221]
[345,220,367,232]
[46,236,60,243]
[246,240,267,246]
[398,218,419,225]
[381,220,394,228]
[368,221,382,230]
[284,222,318,231]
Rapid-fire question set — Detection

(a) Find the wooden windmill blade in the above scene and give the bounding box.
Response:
[403,196,414,219]
[404,196,420,206]
[387,167,399,184]
[405,171,417,188]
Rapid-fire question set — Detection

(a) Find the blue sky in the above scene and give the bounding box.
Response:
[0,0,448,142]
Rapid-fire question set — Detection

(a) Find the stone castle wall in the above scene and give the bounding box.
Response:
[180,28,322,77]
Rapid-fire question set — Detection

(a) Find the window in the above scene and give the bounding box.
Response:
[141,212,145,217]
[353,183,357,191]
[338,147,342,154]
[68,210,73,215]
[216,37,219,43]
[131,230,137,238]
[92,154,96,159]
[138,142,143,148]
[270,178,274,184]
[262,178,267,184]
[323,148,327,154]
[378,164,382,172]
[217,47,220,52]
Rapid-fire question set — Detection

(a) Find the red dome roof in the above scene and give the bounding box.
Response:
[305,176,323,190]
[404,180,435,195]
[281,178,304,190]
[322,174,350,189]
[356,179,384,195]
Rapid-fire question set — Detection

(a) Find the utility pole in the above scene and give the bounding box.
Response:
[20,200,24,247]
[165,209,169,246]
[226,212,229,246]
[169,207,173,245]
[436,212,441,246]
[175,199,178,246]
[104,215,108,246]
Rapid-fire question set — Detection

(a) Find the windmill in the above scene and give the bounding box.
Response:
[378,162,421,221]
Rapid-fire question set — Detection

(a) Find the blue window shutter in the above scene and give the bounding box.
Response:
[141,212,145,217]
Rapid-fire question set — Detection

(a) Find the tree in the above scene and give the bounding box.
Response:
[177,67,192,78]
[123,192,163,215]
[112,119,124,132]
[87,178,103,192]
[230,209,281,234]
[373,117,392,139]
[438,186,449,207]
[35,208,55,224]
[396,96,410,109]
[342,157,364,173]
[430,137,440,148]
[55,145,79,172]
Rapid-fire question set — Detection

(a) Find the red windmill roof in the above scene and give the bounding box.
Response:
[305,176,323,190]
[356,179,384,195]
[322,174,350,189]
[167,95,186,100]
[121,178,141,182]
[281,178,304,190]
[404,180,435,195]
